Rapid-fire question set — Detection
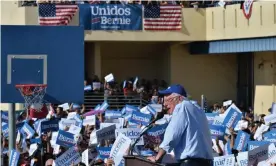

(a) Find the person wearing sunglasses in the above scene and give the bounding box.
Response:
[147,84,213,166]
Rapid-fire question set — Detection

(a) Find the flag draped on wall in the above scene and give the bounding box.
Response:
[144,5,182,31]
[242,0,254,19]
[38,4,78,25]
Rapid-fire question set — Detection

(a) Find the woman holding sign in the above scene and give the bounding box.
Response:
[147,84,213,166]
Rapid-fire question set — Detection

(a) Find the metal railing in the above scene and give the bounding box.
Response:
[84,92,149,111]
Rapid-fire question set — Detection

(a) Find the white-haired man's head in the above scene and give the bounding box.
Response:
[159,84,187,114]
[163,93,185,114]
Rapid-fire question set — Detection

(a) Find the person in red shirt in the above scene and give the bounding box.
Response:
[28,104,48,119]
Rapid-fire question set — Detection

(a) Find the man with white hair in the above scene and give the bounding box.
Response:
[147,84,213,166]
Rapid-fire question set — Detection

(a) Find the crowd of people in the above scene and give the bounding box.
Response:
[21,0,243,8]
[1,80,276,166]
[84,75,168,104]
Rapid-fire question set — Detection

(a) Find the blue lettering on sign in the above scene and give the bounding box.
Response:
[248,150,268,161]
[79,4,142,30]
[214,158,225,166]
[121,130,140,137]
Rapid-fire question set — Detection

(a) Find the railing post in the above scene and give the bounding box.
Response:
[201,95,204,110]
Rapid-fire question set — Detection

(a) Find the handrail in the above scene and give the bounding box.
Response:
[84,91,149,111]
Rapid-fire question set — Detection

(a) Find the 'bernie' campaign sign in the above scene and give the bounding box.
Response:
[56,130,76,148]
[209,124,226,140]
[41,119,59,133]
[234,130,250,152]
[54,146,81,166]
[115,128,144,145]
[205,113,219,124]
[222,105,242,128]
[129,111,152,126]
[146,123,168,144]
[247,141,270,151]
[97,147,112,160]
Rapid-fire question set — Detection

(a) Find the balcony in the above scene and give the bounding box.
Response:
[1,1,276,41]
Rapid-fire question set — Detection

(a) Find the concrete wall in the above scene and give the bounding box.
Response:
[85,42,170,83]
[254,51,276,115]
[206,2,276,40]
[169,44,237,104]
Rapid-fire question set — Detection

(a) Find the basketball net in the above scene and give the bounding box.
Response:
[16,85,47,112]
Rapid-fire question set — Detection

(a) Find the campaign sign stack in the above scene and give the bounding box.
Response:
[208,103,276,166]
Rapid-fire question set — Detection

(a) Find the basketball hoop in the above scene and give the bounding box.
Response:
[15,84,47,111]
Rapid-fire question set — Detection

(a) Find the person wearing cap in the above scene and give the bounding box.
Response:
[147,84,213,166]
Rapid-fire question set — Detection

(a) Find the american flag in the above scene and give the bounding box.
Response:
[39,4,78,25]
[144,5,182,31]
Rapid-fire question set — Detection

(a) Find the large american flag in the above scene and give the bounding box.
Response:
[38,4,78,25]
[144,5,182,31]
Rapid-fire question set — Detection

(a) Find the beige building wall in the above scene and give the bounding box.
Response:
[254,51,276,115]
[0,103,25,111]
[85,42,170,83]
[169,44,237,104]
[206,1,276,40]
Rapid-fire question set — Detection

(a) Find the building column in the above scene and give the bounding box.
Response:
[94,43,102,80]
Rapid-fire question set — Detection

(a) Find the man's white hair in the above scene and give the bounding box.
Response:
[168,93,185,101]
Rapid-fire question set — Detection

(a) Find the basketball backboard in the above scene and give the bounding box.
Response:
[1,25,84,104]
